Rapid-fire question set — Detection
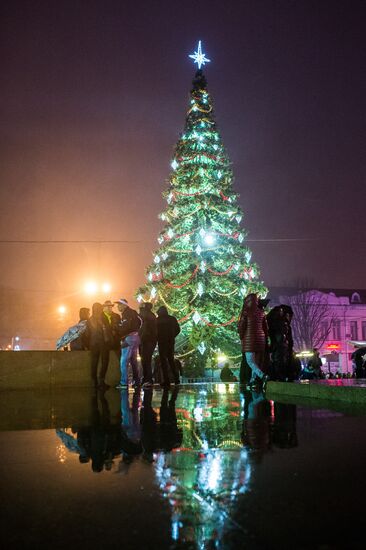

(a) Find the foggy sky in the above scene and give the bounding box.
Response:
[1,0,365,307]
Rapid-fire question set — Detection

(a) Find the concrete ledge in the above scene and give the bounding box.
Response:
[0,351,120,390]
[267,380,366,404]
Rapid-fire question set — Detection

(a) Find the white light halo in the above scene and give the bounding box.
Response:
[189,40,211,70]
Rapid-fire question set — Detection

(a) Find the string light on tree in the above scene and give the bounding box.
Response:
[204,233,215,246]
[136,42,267,372]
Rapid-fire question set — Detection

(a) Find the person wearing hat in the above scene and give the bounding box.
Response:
[115,299,142,389]
[102,300,121,360]
[139,302,157,388]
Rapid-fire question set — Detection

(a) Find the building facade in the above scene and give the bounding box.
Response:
[270,288,366,374]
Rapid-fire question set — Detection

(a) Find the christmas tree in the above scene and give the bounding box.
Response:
[136,42,267,374]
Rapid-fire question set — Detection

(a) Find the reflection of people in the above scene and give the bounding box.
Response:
[119,388,143,468]
[159,387,182,452]
[241,390,271,461]
[72,390,122,472]
[139,302,157,388]
[238,293,269,391]
[140,387,182,461]
[140,389,157,462]
[157,306,181,387]
[220,363,237,382]
[70,307,90,350]
[272,403,298,448]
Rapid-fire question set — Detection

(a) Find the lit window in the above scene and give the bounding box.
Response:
[350,321,358,341]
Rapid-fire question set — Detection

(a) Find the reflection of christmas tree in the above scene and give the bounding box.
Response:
[137,42,267,371]
[175,385,243,451]
[154,384,251,548]
[156,449,251,548]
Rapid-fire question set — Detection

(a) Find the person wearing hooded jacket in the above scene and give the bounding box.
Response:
[85,302,113,389]
[238,293,269,390]
[139,302,157,388]
[156,306,181,387]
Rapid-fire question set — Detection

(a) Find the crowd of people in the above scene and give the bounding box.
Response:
[69,298,181,390]
[65,291,362,392]
[238,293,301,391]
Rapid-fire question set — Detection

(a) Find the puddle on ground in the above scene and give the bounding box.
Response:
[1,384,365,549]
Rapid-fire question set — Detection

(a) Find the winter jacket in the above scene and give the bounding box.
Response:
[157,313,180,343]
[238,294,268,353]
[139,309,157,342]
[70,329,89,351]
[86,316,113,349]
[119,307,142,339]
[103,311,121,349]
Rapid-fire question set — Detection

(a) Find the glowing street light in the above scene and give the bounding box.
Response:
[57,305,67,315]
[84,281,98,295]
[101,282,112,294]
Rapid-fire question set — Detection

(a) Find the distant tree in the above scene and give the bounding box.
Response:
[281,279,336,351]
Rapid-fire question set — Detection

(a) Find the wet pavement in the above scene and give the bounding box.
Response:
[1,383,366,549]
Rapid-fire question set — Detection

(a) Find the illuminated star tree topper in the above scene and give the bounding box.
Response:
[189,40,211,70]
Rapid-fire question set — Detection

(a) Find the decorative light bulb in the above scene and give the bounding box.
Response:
[192,311,201,324]
[204,233,215,246]
[198,341,206,355]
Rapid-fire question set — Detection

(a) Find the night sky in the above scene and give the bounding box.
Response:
[1,0,365,305]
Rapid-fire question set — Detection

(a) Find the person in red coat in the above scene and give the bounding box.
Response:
[238,293,269,390]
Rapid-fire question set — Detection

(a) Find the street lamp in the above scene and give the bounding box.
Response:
[101,282,112,294]
[57,305,67,315]
[84,281,98,295]
[11,336,21,350]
